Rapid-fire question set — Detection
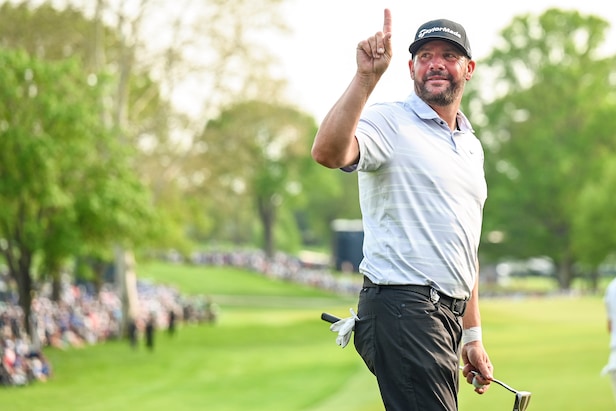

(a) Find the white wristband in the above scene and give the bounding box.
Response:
[462,327,482,345]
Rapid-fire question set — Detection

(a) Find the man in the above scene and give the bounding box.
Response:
[602,276,616,403]
[311,9,494,411]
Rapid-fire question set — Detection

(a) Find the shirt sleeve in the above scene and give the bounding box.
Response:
[354,103,397,172]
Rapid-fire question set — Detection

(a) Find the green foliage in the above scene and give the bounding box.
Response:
[572,158,616,265]
[0,46,157,329]
[0,48,155,251]
[0,0,359,259]
[297,157,362,247]
[198,100,319,256]
[466,8,616,288]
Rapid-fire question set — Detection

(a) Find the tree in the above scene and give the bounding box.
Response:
[464,9,616,289]
[293,150,362,249]
[79,0,293,252]
[572,154,616,289]
[0,0,293,248]
[0,0,306,334]
[0,49,155,332]
[198,100,318,257]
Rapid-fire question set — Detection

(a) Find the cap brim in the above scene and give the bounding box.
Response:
[409,38,470,58]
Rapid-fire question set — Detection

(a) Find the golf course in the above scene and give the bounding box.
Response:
[0,261,613,411]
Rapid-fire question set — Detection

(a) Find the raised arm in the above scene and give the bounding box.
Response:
[311,8,393,169]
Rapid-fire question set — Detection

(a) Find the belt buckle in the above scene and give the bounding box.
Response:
[429,288,440,304]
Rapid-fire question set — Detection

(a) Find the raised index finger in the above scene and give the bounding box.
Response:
[383,8,392,35]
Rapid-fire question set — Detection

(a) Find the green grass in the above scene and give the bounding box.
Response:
[1,261,614,410]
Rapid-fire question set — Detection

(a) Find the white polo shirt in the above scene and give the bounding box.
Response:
[603,278,616,375]
[605,278,616,350]
[349,93,487,299]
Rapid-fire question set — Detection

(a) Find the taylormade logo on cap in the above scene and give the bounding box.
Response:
[408,18,472,58]
[417,26,463,41]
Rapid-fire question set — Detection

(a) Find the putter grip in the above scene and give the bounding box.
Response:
[321,312,341,324]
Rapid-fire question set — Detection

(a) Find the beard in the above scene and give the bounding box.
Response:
[414,70,464,106]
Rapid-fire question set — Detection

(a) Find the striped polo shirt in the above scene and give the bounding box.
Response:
[349,92,487,299]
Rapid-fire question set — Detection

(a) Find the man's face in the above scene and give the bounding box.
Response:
[410,40,474,106]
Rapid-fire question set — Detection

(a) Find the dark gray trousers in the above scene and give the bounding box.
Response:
[353,285,463,411]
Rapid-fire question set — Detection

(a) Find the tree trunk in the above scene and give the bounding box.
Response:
[5,247,34,335]
[115,247,140,339]
[556,252,574,290]
[257,196,276,259]
[588,268,600,294]
[47,260,62,302]
[91,258,107,294]
[51,273,61,302]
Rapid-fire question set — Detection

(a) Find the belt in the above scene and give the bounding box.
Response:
[362,276,467,316]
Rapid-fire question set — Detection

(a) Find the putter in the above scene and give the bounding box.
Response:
[322,314,532,411]
[465,369,532,411]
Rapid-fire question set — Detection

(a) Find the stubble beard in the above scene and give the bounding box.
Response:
[415,72,463,107]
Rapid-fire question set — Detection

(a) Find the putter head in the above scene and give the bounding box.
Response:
[513,391,531,411]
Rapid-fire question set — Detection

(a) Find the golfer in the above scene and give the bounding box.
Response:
[311,9,494,410]
[602,276,616,403]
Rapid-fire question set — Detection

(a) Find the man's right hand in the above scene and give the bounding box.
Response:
[312,9,392,169]
[356,8,393,79]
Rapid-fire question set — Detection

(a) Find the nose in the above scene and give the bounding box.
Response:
[428,54,446,69]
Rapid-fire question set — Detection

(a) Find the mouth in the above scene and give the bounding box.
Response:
[424,71,451,83]
[426,75,449,83]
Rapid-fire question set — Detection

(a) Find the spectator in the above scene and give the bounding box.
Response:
[128,319,138,349]
[145,313,155,351]
[167,310,176,336]
[603,276,616,403]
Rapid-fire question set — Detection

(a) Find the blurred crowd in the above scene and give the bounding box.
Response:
[0,249,358,387]
[188,249,361,295]
[0,272,216,387]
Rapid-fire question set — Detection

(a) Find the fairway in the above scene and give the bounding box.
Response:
[1,262,614,411]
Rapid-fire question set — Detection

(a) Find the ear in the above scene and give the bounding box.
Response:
[409,59,415,80]
[465,60,476,81]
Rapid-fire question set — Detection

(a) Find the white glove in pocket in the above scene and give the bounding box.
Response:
[329,308,360,348]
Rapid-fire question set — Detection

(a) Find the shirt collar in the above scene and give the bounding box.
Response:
[404,92,474,133]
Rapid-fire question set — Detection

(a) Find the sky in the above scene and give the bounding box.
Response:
[275,0,616,122]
